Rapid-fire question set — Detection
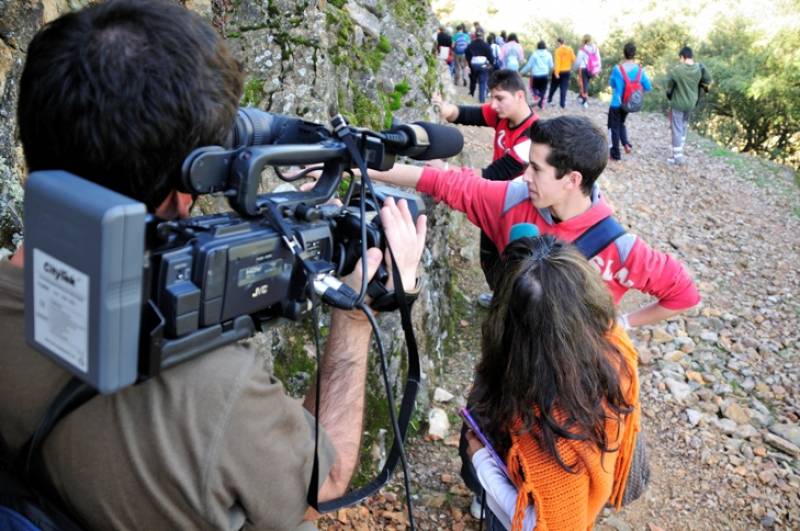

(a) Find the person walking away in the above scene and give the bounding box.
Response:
[436,26,452,62]
[608,41,652,161]
[488,33,502,70]
[500,33,525,72]
[466,30,493,103]
[575,34,602,107]
[520,40,553,109]
[497,30,507,46]
[547,38,575,109]
[666,46,711,164]
[453,24,471,87]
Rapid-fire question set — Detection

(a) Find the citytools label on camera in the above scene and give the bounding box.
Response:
[33,248,90,372]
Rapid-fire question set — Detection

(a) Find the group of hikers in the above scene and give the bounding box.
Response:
[0,2,712,530]
[436,24,712,165]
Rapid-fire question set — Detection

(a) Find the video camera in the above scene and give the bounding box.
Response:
[24,108,463,394]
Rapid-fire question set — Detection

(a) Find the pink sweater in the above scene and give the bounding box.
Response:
[417,167,700,309]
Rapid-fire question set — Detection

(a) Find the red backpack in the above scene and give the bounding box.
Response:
[619,64,644,112]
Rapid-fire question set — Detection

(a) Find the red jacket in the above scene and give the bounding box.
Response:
[418,167,700,309]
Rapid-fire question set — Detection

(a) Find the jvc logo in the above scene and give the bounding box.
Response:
[251,285,269,298]
[43,262,76,286]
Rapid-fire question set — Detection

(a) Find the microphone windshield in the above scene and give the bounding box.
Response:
[509,223,540,242]
[414,122,464,160]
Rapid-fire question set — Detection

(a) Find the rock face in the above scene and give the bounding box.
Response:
[0,0,458,483]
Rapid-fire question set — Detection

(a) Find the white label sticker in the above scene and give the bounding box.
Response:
[33,249,90,372]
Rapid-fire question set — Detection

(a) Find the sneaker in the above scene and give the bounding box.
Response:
[470,495,484,520]
[667,157,685,165]
[624,144,633,154]
[477,292,493,308]
[582,101,589,108]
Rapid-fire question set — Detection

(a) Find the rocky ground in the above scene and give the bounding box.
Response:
[319,81,800,530]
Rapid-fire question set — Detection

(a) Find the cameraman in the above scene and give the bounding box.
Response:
[0,1,426,529]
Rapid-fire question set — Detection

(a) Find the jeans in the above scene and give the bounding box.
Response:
[670,109,690,160]
[454,54,468,86]
[531,75,548,108]
[547,71,570,108]
[578,69,592,103]
[475,67,489,102]
[607,106,630,160]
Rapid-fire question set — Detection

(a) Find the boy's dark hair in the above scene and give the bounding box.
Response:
[18,0,244,211]
[679,46,693,59]
[556,37,564,45]
[508,32,518,42]
[623,42,636,59]
[488,69,527,94]
[528,116,607,195]
[537,40,546,50]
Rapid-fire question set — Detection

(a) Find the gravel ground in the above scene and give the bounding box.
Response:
[319,83,800,531]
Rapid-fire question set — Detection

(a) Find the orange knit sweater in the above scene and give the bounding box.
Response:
[506,325,641,531]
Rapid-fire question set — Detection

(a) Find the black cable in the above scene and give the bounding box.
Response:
[358,302,416,531]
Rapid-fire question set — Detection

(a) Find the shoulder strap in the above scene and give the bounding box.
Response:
[617,64,628,86]
[634,64,643,82]
[572,215,627,259]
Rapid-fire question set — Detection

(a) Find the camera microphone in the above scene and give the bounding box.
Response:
[381,122,464,160]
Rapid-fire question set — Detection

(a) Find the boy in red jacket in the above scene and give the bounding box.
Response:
[368,115,700,327]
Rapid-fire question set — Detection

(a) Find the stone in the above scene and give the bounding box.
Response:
[768,423,800,448]
[763,433,800,457]
[427,408,450,440]
[651,328,674,344]
[686,408,702,427]
[433,387,454,403]
[345,2,382,38]
[674,336,696,353]
[723,402,751,425]
[603,515,632,531]
[736,424,759,439]
[665,378,692,401]
[714,417,738,434]
[700,331,719,343]
[664,350,686,362]
[686,370,705,384]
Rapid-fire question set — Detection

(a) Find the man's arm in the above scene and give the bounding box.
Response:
[619,237,700,328]
[482,153,527,181]
[304,197,426,500]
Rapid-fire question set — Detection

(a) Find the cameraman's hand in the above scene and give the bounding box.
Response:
[380,197,427,291]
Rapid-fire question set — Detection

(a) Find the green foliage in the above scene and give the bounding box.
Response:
[393,0,429,28]
[241,78,264,106]
[694,18,800,168]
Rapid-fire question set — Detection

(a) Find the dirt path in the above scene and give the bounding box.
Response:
[321,83,800,530]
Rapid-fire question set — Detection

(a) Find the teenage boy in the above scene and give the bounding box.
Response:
[432,70,538,306]
[608,42,652,161]
[666,46,712,164]
[367,115,701,326]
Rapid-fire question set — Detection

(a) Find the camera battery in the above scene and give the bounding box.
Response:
[24,171,146,394]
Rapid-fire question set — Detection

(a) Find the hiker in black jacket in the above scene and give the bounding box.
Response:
[466,30,493,102]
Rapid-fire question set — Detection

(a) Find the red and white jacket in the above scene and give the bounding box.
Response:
[417,166,700,309]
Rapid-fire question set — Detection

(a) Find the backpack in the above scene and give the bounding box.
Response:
[619,64,644,113]
[505,48,520,71]
[454,34,469,54]
[583,46,601,77]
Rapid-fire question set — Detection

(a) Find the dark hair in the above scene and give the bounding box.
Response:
[623,42,637,60]
[557,37,564,44]
[488,69,527,94]
[679,46,693,59]
[537,40,546,50]
[469,236,632,470]
[508,32,518,42]
[18,0,244,211]
[487,32,496,44]
[457,24,464,31]
[528,116,607,194]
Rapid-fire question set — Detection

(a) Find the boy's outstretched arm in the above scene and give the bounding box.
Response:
[367,163,425,188]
